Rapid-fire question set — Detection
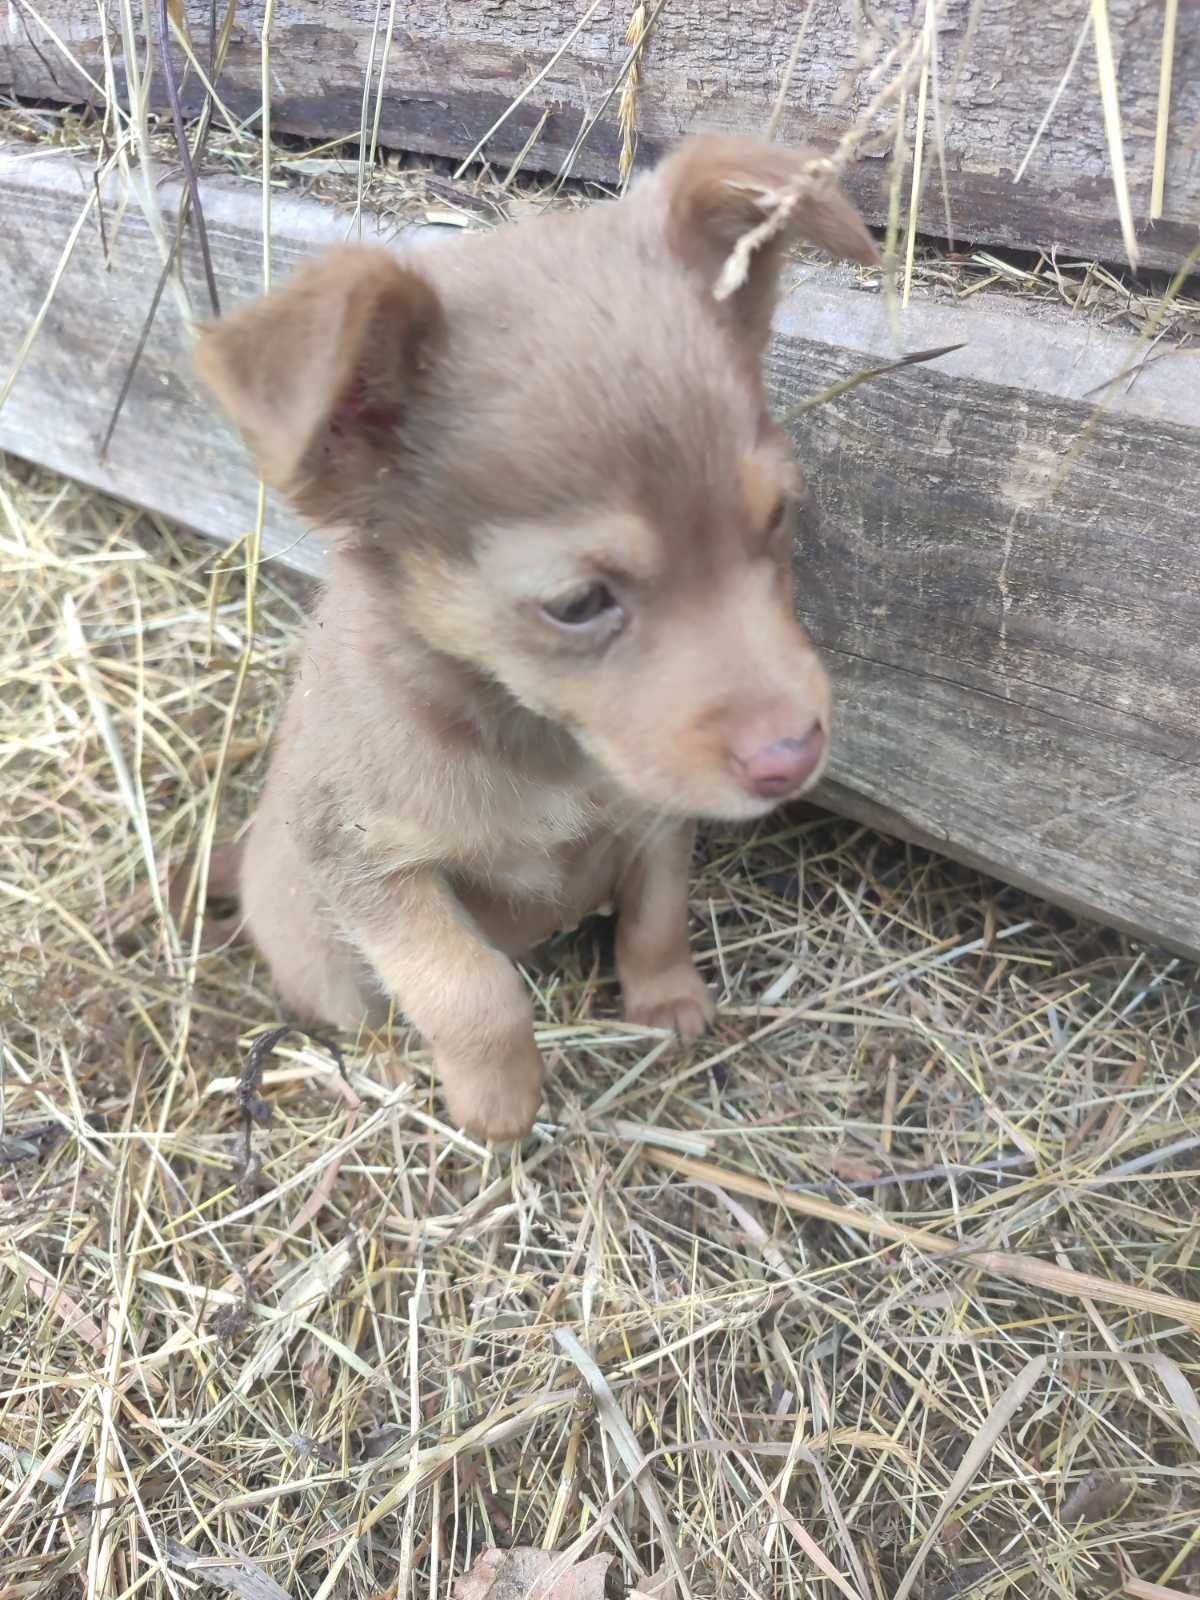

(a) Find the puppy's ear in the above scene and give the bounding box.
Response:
[194,247,443,521]
[651,136,879,350]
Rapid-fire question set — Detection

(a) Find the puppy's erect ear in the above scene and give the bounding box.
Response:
[194,247,443,521]
[651,136,879,350]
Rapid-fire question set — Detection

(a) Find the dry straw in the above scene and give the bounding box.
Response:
[4,460,1200,1598]
[3,3,1200,1597]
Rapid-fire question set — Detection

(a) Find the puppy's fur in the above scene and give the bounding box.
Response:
[195,138,878,1140]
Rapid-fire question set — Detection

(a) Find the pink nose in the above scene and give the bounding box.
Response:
[733,725,827,801]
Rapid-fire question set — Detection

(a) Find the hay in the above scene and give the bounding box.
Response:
[5,94,1196,347]
[3,0,1197,488]
[3,454,1200,1598]
[2,7,1200,1593]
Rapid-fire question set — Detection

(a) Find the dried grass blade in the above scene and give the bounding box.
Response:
[1151,0,1179,219]
[555,0,671,189]
[1082,1353,1200,1452]
[641,1149,1200,1332]
[260,1,276,288]
[903,0,935,305]
[0,175,103,413]
[767,1502,865,1600]
[306,1389,578,1600]
[766,2,819,141]
[782,343,965,420]
[235,1235,358,1393]
[1014,13,1090,185]
[8,0,118,107]
[156,0,219,314]
[353,0,387,229]
[555,1329,687,1594]
[62,595,169,938]
[1090,0,1139,267]
[364,0,399,180]
[893,1354,1048,1600]
[1124,1578,1196,1600]
[453,0,604,180]
[881,76,907,341]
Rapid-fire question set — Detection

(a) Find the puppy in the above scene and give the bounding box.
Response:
[195,137,878,1141]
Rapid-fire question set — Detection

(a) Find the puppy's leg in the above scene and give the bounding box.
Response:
[617,822,715,1039]
[240,807,385,1030]
[353,871,544,1142]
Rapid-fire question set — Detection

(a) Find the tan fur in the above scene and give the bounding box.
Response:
[194,137,878,1141]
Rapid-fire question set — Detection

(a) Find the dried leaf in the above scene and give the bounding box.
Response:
[4,1250,106,1362]
[1061,1470,1131,1525]
[423,209,473,229]
[453,1547,612,1600]
[278,158,358,178]
[630,1576,676,1600]
[166,1539,292,1600]
[299,1339,330,1405]
[630,1547,704,1600]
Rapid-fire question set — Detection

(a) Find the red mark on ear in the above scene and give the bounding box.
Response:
[330,375,402,438]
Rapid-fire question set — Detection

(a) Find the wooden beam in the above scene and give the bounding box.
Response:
[772,284,1200,961]
[0,147,374,573]
[1,143,1197,956]
[2,1,1199,269]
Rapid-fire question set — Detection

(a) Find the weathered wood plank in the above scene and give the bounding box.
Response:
[770,284,1200,958]
[3,1,1199,269]
[1,144,1197,956]
[0,148,396,572]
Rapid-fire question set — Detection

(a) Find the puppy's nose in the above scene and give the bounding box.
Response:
[733,725,827,800]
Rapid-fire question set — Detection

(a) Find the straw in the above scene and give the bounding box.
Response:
[4,457,1200,1596]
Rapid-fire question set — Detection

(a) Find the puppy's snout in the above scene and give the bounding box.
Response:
[732,725,827,801]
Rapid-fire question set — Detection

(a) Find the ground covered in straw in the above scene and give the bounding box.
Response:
[3,456,1200,1600]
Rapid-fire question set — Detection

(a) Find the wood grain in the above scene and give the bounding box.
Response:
[1,143,1197,955]
[3,1,1199,268]
[771,283,1200,958]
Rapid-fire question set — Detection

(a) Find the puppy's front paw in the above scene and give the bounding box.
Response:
[438,1029,546,1144]
[623,965,716,1041]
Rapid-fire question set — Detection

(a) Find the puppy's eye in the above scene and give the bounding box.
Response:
[541,581,623,631]
[766,497,789,538]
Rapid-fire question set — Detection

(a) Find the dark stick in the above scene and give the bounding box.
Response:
[99,0,232,461]
[97,230,179,462]
[232,1025,346,1205]
[157,0,220,316]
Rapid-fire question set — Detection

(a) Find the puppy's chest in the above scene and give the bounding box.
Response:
[468,779,620,903]
[451,781,632,957]
[365,771,626,905]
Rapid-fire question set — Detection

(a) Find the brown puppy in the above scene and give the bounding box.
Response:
[195,137,878,1141]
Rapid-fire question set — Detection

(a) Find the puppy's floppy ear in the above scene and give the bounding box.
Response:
[194,246,443,521]
[651,136,879,350]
